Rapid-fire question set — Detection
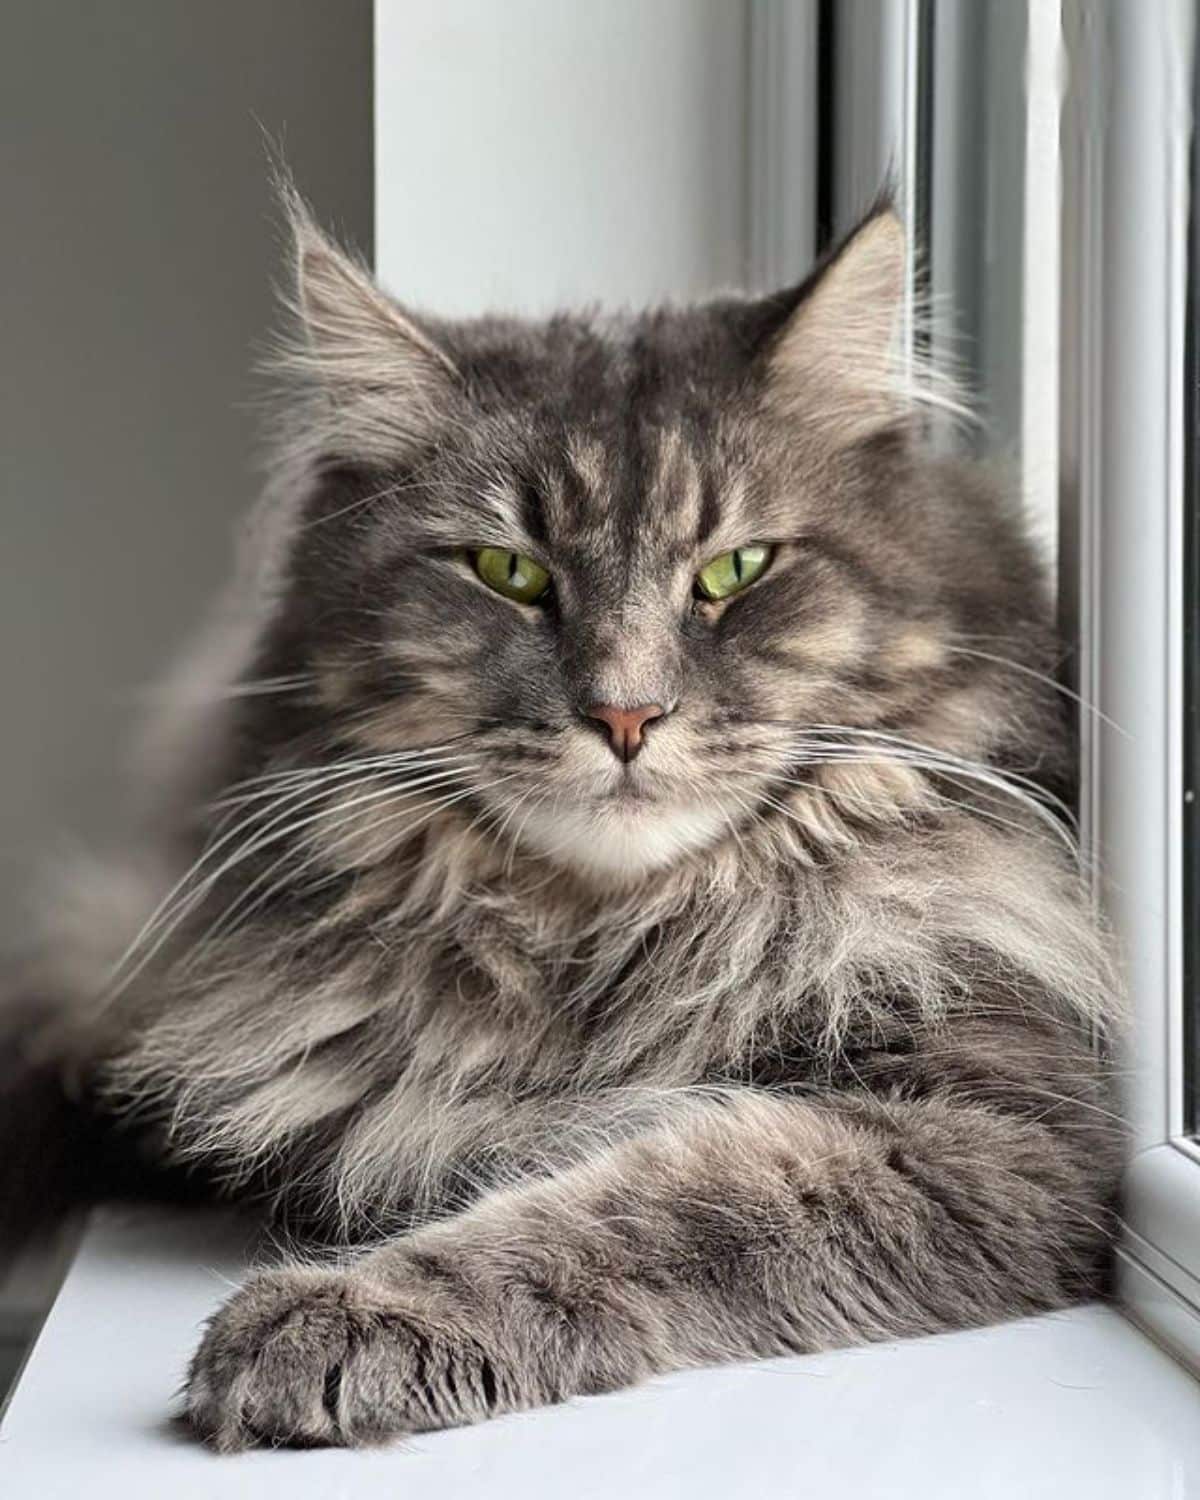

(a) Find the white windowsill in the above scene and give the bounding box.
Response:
[3,1204,1200,1499]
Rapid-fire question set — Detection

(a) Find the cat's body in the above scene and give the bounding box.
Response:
[15,196,1122,1450]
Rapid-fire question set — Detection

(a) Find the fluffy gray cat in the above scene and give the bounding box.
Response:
[14,190,1122,1450]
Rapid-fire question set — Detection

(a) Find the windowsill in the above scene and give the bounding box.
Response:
[3,1205,1200,1498]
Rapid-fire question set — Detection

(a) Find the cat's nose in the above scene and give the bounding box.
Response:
[585,703,666,763]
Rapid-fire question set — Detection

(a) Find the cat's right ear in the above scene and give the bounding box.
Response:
[277,182,461,462]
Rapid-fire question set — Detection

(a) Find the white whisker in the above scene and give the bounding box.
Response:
[109,757,477,993]
[180,769,478,958]
[946,645,1130,739]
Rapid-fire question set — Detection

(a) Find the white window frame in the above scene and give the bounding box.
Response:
[1064,0,1200,1363]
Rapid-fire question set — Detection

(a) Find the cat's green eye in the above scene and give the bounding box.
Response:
[695,544,773,601]
[472,547,552,604]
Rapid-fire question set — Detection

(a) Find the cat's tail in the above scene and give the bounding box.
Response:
[0,965,212,1270]
[0,971,100,1254]
[0,851,208,1264]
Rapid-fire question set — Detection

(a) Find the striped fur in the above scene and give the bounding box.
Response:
[23,196,1122,1449]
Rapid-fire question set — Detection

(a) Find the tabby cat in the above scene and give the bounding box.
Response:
[22,190,1122,1450]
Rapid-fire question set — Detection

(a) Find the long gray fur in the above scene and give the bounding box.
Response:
[18,190,1122,1450]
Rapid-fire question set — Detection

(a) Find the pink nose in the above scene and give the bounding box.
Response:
[586,703,665,763]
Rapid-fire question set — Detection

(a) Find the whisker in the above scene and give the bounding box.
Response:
[307,774,523,872]
[777,765,1073,851]
[946,645,1130,739]
[214,736,478,797]
[109,761,475,991]
[792,725,1077,825]
[728,721,1080,857]
[181,768,479,956]
[210,749,479,813]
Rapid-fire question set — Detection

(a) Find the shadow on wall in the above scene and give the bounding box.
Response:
[0,0,372,950]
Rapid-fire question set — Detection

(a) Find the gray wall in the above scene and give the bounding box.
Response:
[0,2,373,945]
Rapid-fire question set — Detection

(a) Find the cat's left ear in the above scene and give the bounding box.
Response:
[278,183,462,462]
[761,207,908,445]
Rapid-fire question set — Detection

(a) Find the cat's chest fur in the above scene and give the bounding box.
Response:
[259,846,852,1232]
[107,820,1000,1236]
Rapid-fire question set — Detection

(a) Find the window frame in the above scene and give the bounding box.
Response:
[1065,0,1200,1362]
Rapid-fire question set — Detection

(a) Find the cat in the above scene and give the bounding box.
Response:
[13,185,1123,1451]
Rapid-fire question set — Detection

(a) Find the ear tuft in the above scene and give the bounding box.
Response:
[271,176,460,463]
[764,208,910,444]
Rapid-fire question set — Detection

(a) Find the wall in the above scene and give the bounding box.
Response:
[374,0,750,314]
[0,1,373,945]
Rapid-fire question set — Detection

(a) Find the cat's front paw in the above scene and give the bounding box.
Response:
[186,1264,501,1451]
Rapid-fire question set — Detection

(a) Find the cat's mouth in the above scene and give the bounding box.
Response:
[595,777,661,806]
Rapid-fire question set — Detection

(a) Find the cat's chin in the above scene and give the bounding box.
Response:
[513,795,733,882]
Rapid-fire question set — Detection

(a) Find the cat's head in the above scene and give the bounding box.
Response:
[241,193,1057,885]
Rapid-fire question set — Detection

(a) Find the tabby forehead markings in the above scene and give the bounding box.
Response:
[473,475,534,552]
[564,433,612,503]
[645,425,703,543]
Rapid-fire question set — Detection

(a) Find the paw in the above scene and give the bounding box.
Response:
[186,1265,500,1451]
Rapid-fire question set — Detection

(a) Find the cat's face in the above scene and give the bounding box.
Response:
[260,202,1038,884]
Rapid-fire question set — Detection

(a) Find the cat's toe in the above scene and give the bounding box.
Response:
[186,1266,370,1451]
[187,1263,500,1450]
